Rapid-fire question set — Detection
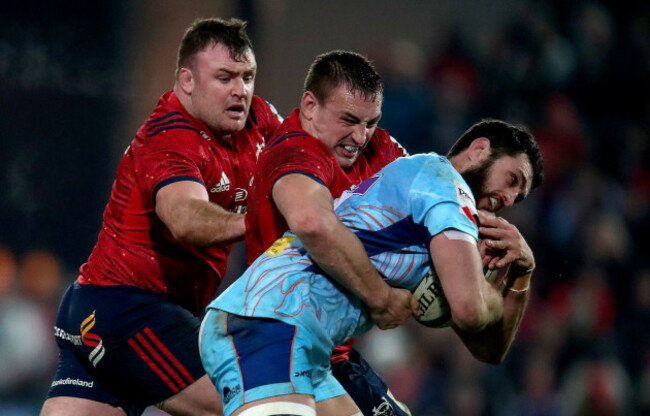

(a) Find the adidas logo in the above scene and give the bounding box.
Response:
[211,172,231,193]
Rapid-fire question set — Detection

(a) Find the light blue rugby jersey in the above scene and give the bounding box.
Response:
[210,153,479,348]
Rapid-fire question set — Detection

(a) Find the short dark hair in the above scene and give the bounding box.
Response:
[303,50,383,104]
[176,17,253,78]
[447,119,544,190]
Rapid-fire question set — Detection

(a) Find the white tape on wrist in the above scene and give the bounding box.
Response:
[237,401,316,416]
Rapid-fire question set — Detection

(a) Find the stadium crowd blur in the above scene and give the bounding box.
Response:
[1,1,649,415]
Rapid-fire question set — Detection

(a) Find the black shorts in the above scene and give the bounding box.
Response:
[332,349,411,416]
[46,283,206,416]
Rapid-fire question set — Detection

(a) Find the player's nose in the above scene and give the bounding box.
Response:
[503,192,517,207]
[351,125,369,146]
[232,78,246,96]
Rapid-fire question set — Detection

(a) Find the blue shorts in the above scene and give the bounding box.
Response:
[47,283,206,416]
[199,309,346,416]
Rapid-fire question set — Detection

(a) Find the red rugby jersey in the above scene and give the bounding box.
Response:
[78,91,280,315]
[245,108,407,265]
[245,108,407,361]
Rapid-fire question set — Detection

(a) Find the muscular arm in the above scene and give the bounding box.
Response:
[451,210,535,364]
[430,233,504,333]
[155,180,245,247]
[272,173,417,329]
[452,271,531,364]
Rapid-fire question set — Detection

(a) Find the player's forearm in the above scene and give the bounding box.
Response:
[167,199,246,247]
[453,272,531,364]
[297,218,390,309]
[452,282,503,332]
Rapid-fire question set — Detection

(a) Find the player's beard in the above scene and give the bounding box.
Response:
[461,156,495,203]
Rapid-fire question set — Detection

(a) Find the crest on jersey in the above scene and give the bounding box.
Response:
[256,142,265,160]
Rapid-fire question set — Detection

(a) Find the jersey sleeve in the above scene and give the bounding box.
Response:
[408,156,478,243]
[375,128,409,158]
[132,130,208,205]
[260,135,338,188]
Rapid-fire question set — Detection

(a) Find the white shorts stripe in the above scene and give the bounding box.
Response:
[237,401,316,416]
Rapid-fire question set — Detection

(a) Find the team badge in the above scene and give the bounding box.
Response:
[80,311,105,367]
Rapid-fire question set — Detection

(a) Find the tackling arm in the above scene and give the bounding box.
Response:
[272,173,418,329]
[155,180,246,247]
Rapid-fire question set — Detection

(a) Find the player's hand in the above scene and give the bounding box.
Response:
[370,286,419,330]
[477,210,534,272]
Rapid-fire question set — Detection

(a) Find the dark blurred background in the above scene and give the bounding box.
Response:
[1,1,648,415]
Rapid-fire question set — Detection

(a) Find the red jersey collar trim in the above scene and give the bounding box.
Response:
[287,108,302,130]
[165,91,231,144]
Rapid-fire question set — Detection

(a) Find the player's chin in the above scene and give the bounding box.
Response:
[335,154,359,169]
[476,199,493,213]
[220,119,247,134]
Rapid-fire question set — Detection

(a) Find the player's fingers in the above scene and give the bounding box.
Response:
[495,251,520,268]
[488,257,500,269]
[479,226,507,239]
[485,238,508,250]
[477,210,497,224]
[411,297,421,316]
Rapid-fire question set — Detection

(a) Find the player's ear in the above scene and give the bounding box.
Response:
[177,67,194,95]
[467,137,491,163]
[301,91,318,120]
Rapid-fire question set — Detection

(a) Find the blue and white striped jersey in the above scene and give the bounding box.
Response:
[209,153,479,348]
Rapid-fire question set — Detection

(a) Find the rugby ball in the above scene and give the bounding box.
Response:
[413,268,452,328]
[413,266,506,328]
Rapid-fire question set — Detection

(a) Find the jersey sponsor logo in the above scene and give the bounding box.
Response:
[223,384,241,404]
[294,370,312,377]
[81,311,106,367]
[230,205,247,214]
[454,180,478,225]
[234,188,248,202]
[265,236,296,257]
[211,172,231,193]
[51,377,94,389]
[54,326,83,345]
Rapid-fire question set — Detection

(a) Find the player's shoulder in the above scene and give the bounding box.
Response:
[388,152,451,172]
[385,153,464,194]
[364,127,408,160]
[265,124,324,155]
[410,153,474,204]
[136,96,203,147]
[248,95,283,130]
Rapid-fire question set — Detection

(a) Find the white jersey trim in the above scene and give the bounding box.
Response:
[443,229,477,245]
